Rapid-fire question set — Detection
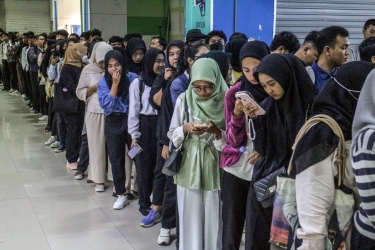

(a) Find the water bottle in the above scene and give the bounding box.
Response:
[239,146,250,157]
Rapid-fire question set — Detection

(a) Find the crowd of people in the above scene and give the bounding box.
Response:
[1,18,375,250]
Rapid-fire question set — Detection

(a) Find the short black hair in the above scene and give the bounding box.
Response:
[270,31,300,53]
[90,29,102,38]
[124,33,142,42]
[303,30,319,49]
[359,36,375,62]
[22,32,29,37]
[229,32,248,41]
[39,33,48,40]
[2,32,9,37]
[206,30,227,44]
[317,26,349,55]
[364,19,375,30]
[55,29,68,38]
[48,32,56,40]
[151,36,167,50]
[80,32,90,41]
[109,36,124,44]
[70,33,79,39]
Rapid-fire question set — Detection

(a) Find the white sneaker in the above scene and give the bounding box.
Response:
[8,89,14,93]
[13,90,19,93]
[38,115,48,121]
[157,228,171,246]
[50,141,60,148]
[44,136,56,146]
[21,94,26,98]
[95,184,105,192]
[113,195,129,210]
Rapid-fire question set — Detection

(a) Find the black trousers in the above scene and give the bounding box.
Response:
[47,97,55,130]
[152,143,167,206]
[161,175,177,229]
[61,102,85,163]
[351,224,375,250]
[39,85,48,115]
[51,113,58,137]
[245,185,273,250]
[56,112,66,145]
[134,114,158,209]
[23,69,31,98]
[221,171,251,250]
[1,60,11,90]
[77,134,89,172]
[105,113,128,195]
[30,71,40,111]
[8,61,18,90]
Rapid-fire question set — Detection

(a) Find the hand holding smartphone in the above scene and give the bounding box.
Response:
[235,91,266,116]
[193,124,208,129]
[127,144,143,159]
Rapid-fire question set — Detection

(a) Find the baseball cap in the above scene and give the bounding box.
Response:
[185,29,208,44]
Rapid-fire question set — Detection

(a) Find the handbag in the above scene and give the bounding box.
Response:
[162,95,189,176]
[269,114,354,250]
[253,166,286,208]
[53,82,78,113]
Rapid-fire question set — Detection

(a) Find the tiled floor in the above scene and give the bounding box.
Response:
[0,92,176,250]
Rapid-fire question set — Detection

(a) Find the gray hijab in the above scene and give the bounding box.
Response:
[352,69,375,142]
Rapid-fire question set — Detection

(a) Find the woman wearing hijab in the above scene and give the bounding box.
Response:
[59,43,87,170]
[98,50,131,210]
[288,62,375,249]
[168,58,228,250]
[75,42,112,191]
[124,37,147,75]
[351,67,375,250]
[225,38,247,86]
[244,53,315,250]
[141,40,185,231]
[196,50,232,85]
[218,41,270,250]
[128,48,165,216]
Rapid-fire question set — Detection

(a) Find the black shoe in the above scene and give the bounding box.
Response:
[125,193,134,200]
[24,97,30,101]
[45,125,51,132]
[139,207,151,216]
[1,88,9,92]
[34,110,40,114]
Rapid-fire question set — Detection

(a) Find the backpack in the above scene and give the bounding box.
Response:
[269,114,355,250]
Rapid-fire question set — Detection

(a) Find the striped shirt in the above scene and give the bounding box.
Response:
[348,45,360,62]
[352,128,375,240]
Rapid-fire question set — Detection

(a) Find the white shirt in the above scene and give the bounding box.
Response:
[128,78,158,139]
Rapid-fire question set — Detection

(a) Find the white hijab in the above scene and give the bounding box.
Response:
[84,42,112,74]
[352,69,375,141]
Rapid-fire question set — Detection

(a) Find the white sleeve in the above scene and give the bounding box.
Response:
[76,73,89,102]
[296,151,336,250]
[168,95,186,148]
[213,130,227,151]
[128,78,141,139]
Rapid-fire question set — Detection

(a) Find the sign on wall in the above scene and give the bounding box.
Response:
[185,0,212,35]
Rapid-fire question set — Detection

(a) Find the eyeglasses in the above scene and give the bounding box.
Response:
[192,85,215,93]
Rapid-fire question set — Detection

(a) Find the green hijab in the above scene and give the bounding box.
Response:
[186,58,228,130]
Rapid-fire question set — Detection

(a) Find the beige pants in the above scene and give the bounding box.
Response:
[86,112,107,183]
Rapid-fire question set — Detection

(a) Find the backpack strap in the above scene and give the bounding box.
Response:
[287,114,346,186]
[138,75,144,111]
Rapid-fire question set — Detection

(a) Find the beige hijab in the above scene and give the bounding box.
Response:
[62,43,87,68]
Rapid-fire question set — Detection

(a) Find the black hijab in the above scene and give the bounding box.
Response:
[104,50,130,99]
[252,54,315,180]
[225,38,247,72]
[57,39,67,58]
[125,37,146,74]
[140,48,164,87]
[292,61,375,174]
[165,40,185,69]
[196,50,231,80]
[239,41,270,103]
[113,47,128,67]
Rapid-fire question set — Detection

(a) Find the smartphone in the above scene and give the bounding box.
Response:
[127,145,143,159]
[194,124,208,129]
[235,91,266,116]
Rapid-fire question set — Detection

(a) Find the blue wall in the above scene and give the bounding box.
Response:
[213,0,274,45]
